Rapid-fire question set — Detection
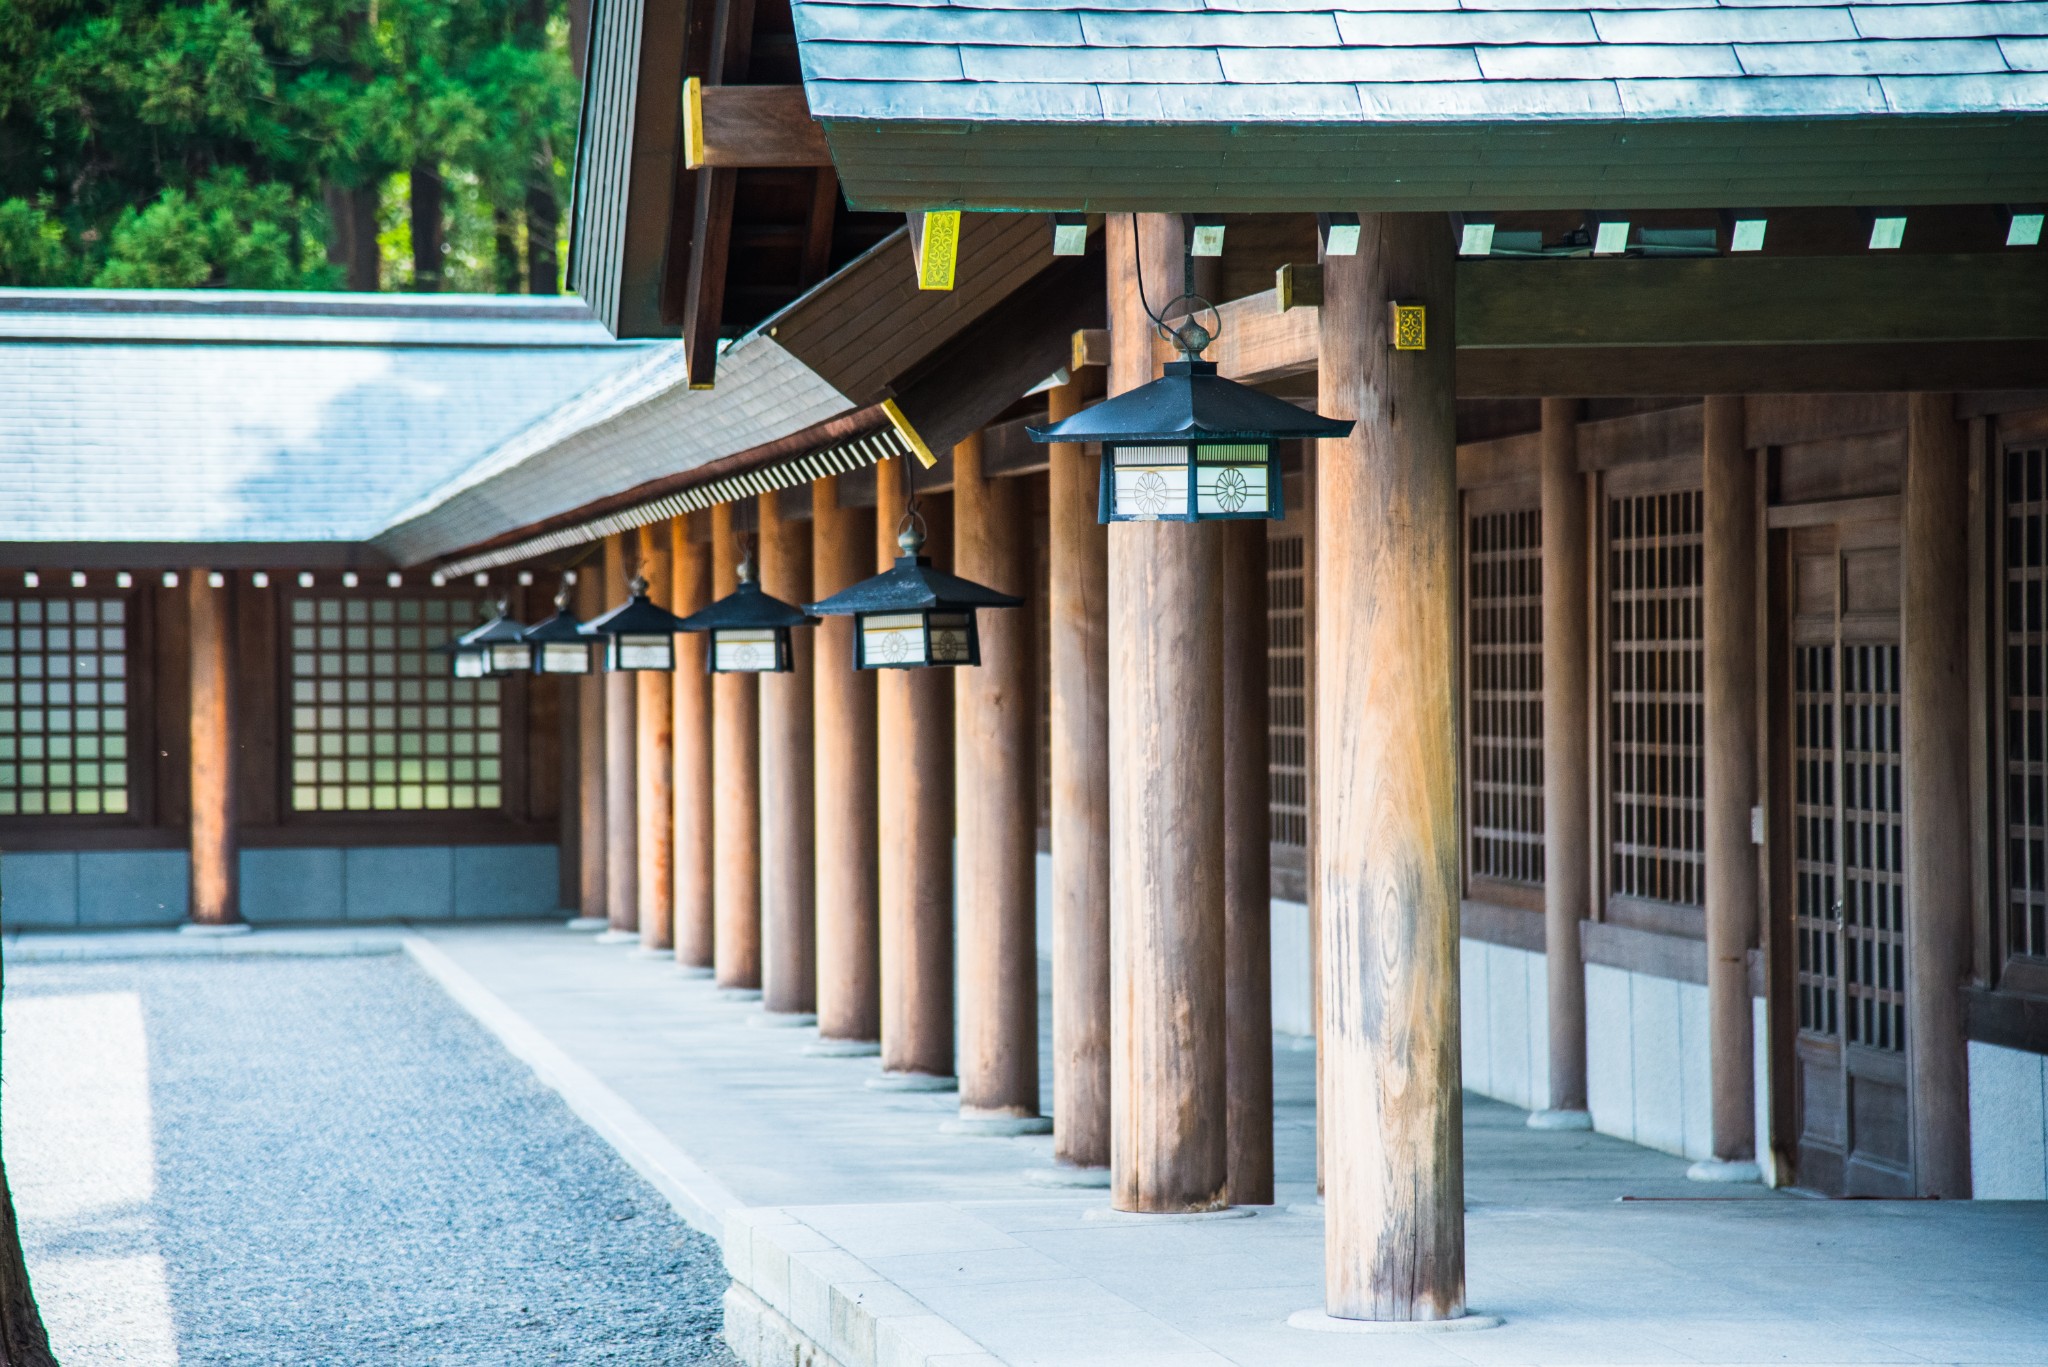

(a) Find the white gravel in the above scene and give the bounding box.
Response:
[4,954,737,1366]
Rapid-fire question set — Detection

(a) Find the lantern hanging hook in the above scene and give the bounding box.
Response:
[1130,213,1221,360]
[897,451,927,556]
[735,530,756,585]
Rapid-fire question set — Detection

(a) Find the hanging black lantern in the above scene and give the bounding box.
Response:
[580,574,690,672]
[520,589,596,675]
[807,523,1021,670]
[677,554,816,673]
[1028,296,1352,524]
[443,601,531,678]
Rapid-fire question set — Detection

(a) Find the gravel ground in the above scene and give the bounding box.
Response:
[5,953,738,1367]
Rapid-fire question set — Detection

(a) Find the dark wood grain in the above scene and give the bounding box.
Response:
[711,502,762,988]
[813,477,880,1041]
[696,85,831,167]
[1223,518,1274,1205]
[1540,398,1591,1115]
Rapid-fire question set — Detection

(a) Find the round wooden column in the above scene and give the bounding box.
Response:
[1049,374,1112,1170]
[576,567,608,924]
[672,516,715,971]
[760,490,817,1017]
[637,521,676,952]
[954,431,1044,1127]
[1538,398,1593,1126]
[1903,391,1972,1198]
[1701,395,1761,1174]
[1315,215,1467,1322]
[188,571,241,927]
[1108,212,1229,1213]
[603,532,640,935]
[711,502,763,991]
[875,457,956,1083]
[1223,519,1274,1204]
[814,477,880,1044]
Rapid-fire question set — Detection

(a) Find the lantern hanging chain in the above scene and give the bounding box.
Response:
[896,449,928,553]
[1130,212,1221,362]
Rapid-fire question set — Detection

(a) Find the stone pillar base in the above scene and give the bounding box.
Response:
[866,1072,956,1093]
[1527,1108,1594,1131]
[1686,1157,1763,1184]
[179,922,252,937]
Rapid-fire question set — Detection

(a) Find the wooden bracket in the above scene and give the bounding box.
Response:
[908,211,960,291]
[1276,263,1322,312]
[682,82,832,170]
[1071,327,1111,370]
[881,398,939,468]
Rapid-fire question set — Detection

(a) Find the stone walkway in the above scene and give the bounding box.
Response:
[3,951,737,1367]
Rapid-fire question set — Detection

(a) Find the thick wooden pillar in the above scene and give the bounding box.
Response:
[637,522,676,952]
[1537,398,1593,1126]
[1049,374,1112,1169]
[1316,214,1466,1322]
[1701,396,1761,1175]
[814,478,880,1044]
[712,502,763,991]
[875,458,955,1083]
[603,532,640,935]
[1222,520,1274,1203]
[576,568,608,924]
[954,431,1043,1127]
[760,491,817,1017]
[673,516,716,970]
[188,572,240,927]
[1108,212,1228,1213]
[1903,392,1973,1198]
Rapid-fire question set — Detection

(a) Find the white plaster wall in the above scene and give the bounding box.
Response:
[1586,963,1715,1161]
[1271,899,1313,1038]
[1754,995,1776,1186]
[1968,1039,2048,1199]
[1456,938,1548,1112]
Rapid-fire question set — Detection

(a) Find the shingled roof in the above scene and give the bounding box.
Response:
[792,0,2048,209]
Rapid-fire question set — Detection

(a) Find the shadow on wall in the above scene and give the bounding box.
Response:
[0,845,562,930]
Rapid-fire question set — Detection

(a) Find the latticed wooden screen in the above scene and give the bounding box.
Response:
[1267,532,1309,850]
[1607,487,1706,906]
[287,594,504,813]
[2003,444,2048,964]
[1465,505,1544,887]
[1840,642,1905,1051]
[0,593,131,816]
[1793,644,1840,1037]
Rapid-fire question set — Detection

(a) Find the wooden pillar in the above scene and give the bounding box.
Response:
[188,571,240,927]
[1108,212,1228,1213]
[1049,374,1112,1169]
[954,431,1043,1125]
[637,521,676,951]
[712,502,762,991]
[1538,398,1593,1125]
[1701,396,1761,1173]
[673,516,715,970]
[576,567,608,923]
[1903,392,1973,1198]
[876,457,955,1082]
[814,478,880,1043]
[1222,520,1274,1203]
[603,532,640,934]
[760,490,817,1017]
[1316,214,1466,1321]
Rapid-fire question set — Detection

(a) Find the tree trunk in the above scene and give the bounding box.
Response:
[526,173,560,296]
[410,164,445,292]
[0,940,60,1367]
[494,209,524,294]
[323,182,381,292]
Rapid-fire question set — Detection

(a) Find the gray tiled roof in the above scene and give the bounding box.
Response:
[0,291,658,546]
[793,0,2048,123]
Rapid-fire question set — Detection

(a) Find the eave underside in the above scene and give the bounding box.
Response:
[819,115,2048,213]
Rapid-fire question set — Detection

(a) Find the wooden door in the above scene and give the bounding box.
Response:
[1781,517,1913,1196]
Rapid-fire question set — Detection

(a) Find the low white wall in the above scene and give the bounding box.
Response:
[1271,899,1312,1038]
[1459,938,1548,1112]
[1968,1039,2048,1199]
[1586,962,1714,1161]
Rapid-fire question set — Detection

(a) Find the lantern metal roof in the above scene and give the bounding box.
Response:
[807,554,1025,617]
[1028,359,1354,446]
[678,579,819,632]
[579,578,692,636]
[520,597,588,644]
[456,604,530,648]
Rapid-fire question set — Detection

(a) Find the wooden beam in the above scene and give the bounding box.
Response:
[188,571,240,927]
[1318,214,1467,1321]
[673,517,716,971]
[1222,519,1274,1205]
[1049,373,1111,1173]
[637,522,676,951]
[759,489,817,1017]
[685,83,833,169]
[712,503,762,991]
[604,533,641,935]
[673,0,756,388]
[814,478,880,1045]
[1108,213,1228,1214]
[954,431,1044,1128]
[1458,342,2048,398]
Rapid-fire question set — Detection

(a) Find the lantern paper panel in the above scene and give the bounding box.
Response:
[536,640,593,675]
[711,627,785,673]
[857,611,976,669]
[610,632,676,672]
[488,641,533,674]
[1102,442,1279,522]
[452,649,489,680]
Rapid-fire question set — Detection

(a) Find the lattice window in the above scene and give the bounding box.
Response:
[1466,506,1544,887]
[2004,444,2048,963]
[0,595,131,816]
[287,595,504,813]
[1268,533,1308,850]
[1793,645,1839,1037]
[1608,488,1706,906]
[1841,643,1905,1052]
